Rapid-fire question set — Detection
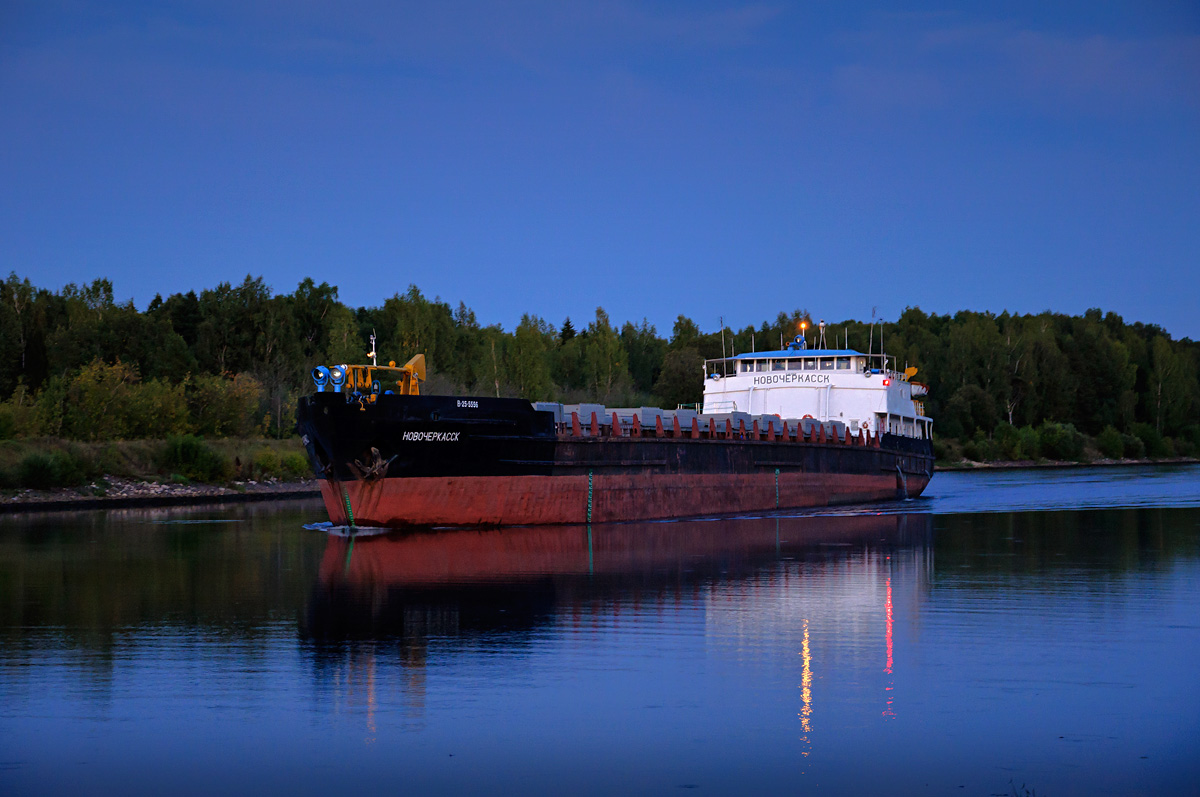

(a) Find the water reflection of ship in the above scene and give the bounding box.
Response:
[302,512,931,641]
[301,512,933,743]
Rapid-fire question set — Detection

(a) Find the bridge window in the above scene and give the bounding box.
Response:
[787,359,802,370]
[804,358,817,371]
[755,360,766,372]
[819,358,834,371]
[836,357,850,370]
[771,359,785,371]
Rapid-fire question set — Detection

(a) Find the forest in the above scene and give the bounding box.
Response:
[1,272,1197,469]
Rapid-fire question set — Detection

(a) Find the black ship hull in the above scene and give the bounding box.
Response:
[297,393,934,527]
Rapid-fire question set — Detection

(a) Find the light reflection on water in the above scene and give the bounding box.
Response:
[0,466,1198,795]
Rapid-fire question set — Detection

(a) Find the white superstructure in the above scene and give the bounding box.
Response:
[701,347,931,440]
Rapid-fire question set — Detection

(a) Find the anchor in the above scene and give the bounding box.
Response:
[347,447,396,481]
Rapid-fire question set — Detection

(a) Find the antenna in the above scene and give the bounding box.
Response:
[720,316,726,376]
[369,329,378,367]
[818,319,826,349]
[869,307,877,362]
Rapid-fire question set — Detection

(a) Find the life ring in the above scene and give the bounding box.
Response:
[802,414,814,419]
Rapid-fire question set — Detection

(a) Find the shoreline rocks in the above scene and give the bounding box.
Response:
[0,476,320,513]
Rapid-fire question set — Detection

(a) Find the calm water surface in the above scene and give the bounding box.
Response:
[2,465,1199,795]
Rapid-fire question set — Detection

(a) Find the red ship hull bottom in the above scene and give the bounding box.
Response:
[320,471,930,528]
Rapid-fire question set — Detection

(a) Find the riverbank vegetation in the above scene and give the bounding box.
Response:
[0,437,307,492]
[1,272,1196,481]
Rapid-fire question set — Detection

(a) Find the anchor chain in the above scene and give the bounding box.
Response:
[587,469,594,523]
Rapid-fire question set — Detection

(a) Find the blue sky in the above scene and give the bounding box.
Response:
[2,1,1198,337]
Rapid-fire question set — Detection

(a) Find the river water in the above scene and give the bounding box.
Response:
[2,465,1198,796]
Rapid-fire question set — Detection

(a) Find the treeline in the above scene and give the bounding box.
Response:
[1,273,1197,461]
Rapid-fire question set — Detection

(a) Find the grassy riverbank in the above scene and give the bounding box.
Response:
[933,419,1196,468]
[0,436,310,493]
[936,455,1199,470]
[934,420,1199,469]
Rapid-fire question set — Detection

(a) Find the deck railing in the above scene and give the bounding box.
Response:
[555,411,879,447]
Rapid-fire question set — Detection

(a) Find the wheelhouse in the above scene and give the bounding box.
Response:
[700,348,931,441]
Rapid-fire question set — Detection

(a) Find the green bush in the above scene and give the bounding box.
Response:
[28,376,67,438]
[61,449,94,484]
[62,360,138,441]
[161,435,231,482]
[1096,426,1124,459]
[126,378,189,438]
[281,451,309,479]
[0,383,41,439]
[963,431,999,462]
[1121,433,1145,459]
[18,453,56,489]
[1131,423,1168,458]
[252,447,282,479]
[1018,425,1041,460]
[188,373,264,438]
[993,422,1023,460]
[17,451,87,489]
[932,437,953,462]
[1038,422,1084,461]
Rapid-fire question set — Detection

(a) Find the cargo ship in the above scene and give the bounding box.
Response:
[296,334,934,528]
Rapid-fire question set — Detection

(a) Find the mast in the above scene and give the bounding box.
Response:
[720,316,727,376]
[869,307,876,365]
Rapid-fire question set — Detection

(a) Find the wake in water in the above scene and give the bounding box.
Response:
[303,520,395,537]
